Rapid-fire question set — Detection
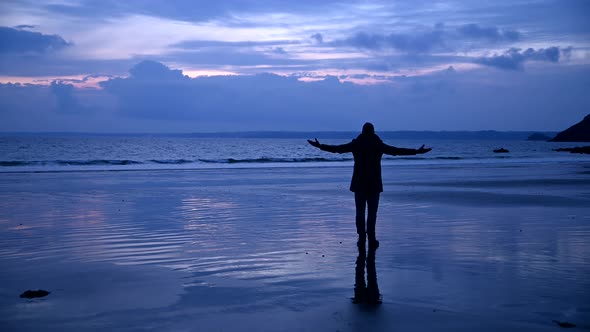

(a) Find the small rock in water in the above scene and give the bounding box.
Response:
[552,320,576,328]
[20,289,50,299]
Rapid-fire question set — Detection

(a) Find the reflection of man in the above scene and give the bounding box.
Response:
[308,122,431,247]
[353,245,381,304]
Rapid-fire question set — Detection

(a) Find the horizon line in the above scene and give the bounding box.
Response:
[0,130,558,136]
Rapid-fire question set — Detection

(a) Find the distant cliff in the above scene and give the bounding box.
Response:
[550,114,590,142]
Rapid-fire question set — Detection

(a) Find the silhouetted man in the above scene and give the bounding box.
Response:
[308,122,431,248]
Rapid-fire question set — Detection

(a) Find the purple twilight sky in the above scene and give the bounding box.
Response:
[0,0,589,132]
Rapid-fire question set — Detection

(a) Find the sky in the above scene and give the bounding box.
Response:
[0,0,589,132]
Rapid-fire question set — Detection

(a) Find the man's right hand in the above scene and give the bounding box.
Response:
[307,138,321,148]
[417,144,432,154]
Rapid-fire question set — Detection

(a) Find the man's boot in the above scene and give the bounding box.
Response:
[368,234,379,248]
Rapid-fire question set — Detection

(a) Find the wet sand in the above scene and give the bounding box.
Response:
[1,162,589,331]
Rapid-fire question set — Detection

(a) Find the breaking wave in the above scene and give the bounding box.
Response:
[0,157,355,167]
[200,157,353,164]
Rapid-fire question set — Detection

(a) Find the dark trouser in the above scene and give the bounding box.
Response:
[354,192,380,239]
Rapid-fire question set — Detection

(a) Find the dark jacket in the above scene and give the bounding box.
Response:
[319,133,418,193]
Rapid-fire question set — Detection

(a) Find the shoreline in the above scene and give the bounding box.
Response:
[0,156,589,174]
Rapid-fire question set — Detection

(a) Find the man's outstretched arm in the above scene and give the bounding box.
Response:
[307,138,353,154]
[383,143,432,156]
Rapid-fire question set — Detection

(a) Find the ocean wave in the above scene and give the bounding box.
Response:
[149,159,193,164]
[0,161,38,167]
[389,157,427,160]
[0,156,511,168]
[435,156,464,160]
[199,157,353,164]
[0,157,353,167]
[56,160,143,166]
[385,156,464,161]
[0,160,144,167]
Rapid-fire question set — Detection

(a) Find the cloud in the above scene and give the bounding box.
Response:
[561,46,574,60]
[0,55,140,77]
[128,60,187,81]
[98,61,195,119]
[20,0,360,25]
[160,48,308,69]
[2,61,590,132]
[339,32,383,50]
[14,24,37,29]
[96,60,590,131]
[475,47,562,70]
[310,33,323,44]
[51,74,116,84]
[171,39,301,50]
[98,60,375,126]
[386,30,446,53]
[363,62,392,72]
[50,80,79,112]
[0,1,588,132]
[333,23,522,54]
[0,26,71,54]
[272,47,287,54]
[164,39,304,68]
[2,1,587,81]
[457,24,521,42]
[523,47,560,62]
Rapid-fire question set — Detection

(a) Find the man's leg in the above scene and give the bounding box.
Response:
[366,192,380,247]
[354,192,367,244]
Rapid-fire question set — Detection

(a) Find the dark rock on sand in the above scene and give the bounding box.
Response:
[527,132,552,141]
[493,148,509,153]
[554,146,590,154]
[20,289,50,299]
[550,114,590,142]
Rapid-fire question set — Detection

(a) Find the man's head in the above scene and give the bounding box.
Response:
[362,122,375,135]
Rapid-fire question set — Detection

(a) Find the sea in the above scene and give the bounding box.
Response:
[0,134,588,172]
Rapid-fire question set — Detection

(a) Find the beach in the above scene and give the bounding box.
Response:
[1,161,589,331]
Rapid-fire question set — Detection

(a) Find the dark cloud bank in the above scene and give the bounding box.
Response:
[325,23,570,71]
[333,24,522,53]
[1,60,589,132]
[475,47,563,70]
[99,61,362,126]
[0,26,71,54]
